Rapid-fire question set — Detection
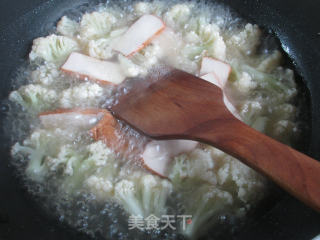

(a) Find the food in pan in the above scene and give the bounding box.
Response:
[8,1,301,239]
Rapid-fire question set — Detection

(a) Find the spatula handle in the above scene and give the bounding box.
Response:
[193,119,320,211]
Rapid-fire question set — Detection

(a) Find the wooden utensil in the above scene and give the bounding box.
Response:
[110,67,320,212]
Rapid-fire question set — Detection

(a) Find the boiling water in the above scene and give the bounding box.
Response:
[4,0,305,239]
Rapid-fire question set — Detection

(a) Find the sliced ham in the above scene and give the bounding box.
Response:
[200,72,222,87]
[90,110,198,177]
[39,108,107,130]
[201,73,240,119]
[61,52,126,85]
[113,14,165,57]
[200,57,231,88]
[142,140,198,178]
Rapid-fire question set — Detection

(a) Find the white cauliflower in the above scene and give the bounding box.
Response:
[228,23,262,55]
[183,18,226,60]
[9,84,58,112]
[11,129,68,181]
[133,1,166,16]
[164,4,192,27]
[85,176,114,200]
[45,140,118,195]
[258,50,282,73]
[217,156,266,202]
[80,11,116,40]
[114,173,172,217]
[81,141,116,170]
[275,68,297,101]
[58,141,118,194]
[239,100,263,125]
[47,144,82,175]
[167,142,266,239]
[118,54,146,77]
[131,44,163,69]
[176,184,233,239]
[134,2,152,15]
[233,71,257,93]
[86,27,128,59]
[59,82,104,108]
[57,16,79,38]
[199,23,226,60]
[29,34,80,65]
[169,149,217,185]
[167,147,243,239]
[185,31,201,44]
[31,63,60,86]
[208,34,226,60]
[88,38,114,60]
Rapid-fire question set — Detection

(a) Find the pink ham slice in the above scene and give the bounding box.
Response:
[39,108,108,130]
[201,73,240,119]
[200,72,221,87]
[61,52,126,85]
[113,14,165,57]
[142,140,198,178]
[200,57,231,88]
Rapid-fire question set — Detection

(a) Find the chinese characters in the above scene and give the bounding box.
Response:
[128,214,192,231]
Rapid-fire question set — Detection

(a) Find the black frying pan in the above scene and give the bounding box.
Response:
[0,0,320,239]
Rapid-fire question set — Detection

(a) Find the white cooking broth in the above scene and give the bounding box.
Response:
[5,0,304,239]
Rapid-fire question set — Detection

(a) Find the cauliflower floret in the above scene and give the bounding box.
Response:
[9,84,58,112]
[134,2,152,15]
[228,23,262,55]
[183,18,226,60]
[208,34,226,60]
[114,173,172,218]
[31,63,60,86]
[131,44,162,69]
[59,82,104,108]
[233,71,257,93]
[185,31,201,44]
[199,23,226,60]
[87,38,114,60]
[169,149,217,185]
[164,4,192,27]
[86,27,128,59]
[29,34,80,65]
[85,176,114,200]
[118,54,146,77]
[57,16,79,38]
[80,11,116,40]
[134,1,166,16]
[47,144,81,175]
[258,50,282,73]
[239,100,263,124]
[84,141,116,168]
[217,157,266,202]
[178,184,233,239]
[276,68,297,100]
[48,141,118,195]
[11,129,69,182]
[12,141,49,182]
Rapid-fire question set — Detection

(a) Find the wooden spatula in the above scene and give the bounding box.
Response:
[110,67,320,212]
